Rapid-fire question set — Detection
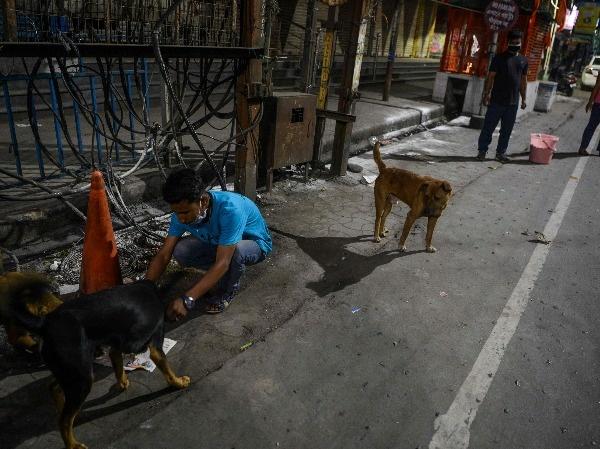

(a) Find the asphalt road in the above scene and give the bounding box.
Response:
[109,98,599,448]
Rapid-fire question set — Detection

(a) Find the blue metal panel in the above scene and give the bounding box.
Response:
[48,79,65,167]
[2,80,22,176]
[2,67,145,177]
[29,96,46,178]
[73,100,84,156]
[89,76,103,163]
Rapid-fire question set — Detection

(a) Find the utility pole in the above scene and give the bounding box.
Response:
[1,0,17,41]
[383,0,402,101]
[300,0,319,92]
[542,0,560,80]
[330,0,370,176]
[161,60,173,167]
[312,5,339,165]
[235,0,262,199]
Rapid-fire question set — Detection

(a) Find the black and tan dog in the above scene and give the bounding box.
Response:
[5,273,190,449]
[1,271,63,350]
[373,141,452,252]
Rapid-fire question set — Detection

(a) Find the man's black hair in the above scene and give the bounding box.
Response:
[162,168,205,204]
[508,29,523,40]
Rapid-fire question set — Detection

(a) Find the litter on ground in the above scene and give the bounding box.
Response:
[361,175,377,185]
[532,231,551,245]
[94,338,177,372]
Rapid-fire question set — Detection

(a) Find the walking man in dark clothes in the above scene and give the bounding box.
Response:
[476,30,528,163]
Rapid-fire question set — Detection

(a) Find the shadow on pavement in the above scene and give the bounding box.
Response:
[0,369,178,449]
[270,228,423,297]
[0,273,200,449]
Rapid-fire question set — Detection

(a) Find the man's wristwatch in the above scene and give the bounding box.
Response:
[181,295,196,311]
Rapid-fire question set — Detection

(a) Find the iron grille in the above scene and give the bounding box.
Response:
[4,0,240,46]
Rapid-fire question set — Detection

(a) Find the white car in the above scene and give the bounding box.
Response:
[581,56,600,90]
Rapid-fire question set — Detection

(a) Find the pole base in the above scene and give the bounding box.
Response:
[469,115,486,130]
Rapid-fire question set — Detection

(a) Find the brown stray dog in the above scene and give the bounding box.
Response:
[373,142,452,252]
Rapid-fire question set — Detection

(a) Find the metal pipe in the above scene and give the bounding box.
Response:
[73,100,84,156]
[383,0,402,101]
[300,0,318,92]
[2,80,22,176]
[29,94,46,178]
[48,78,65,168]
[373,32,381,80]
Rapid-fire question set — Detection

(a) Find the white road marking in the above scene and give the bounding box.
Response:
[429,156,589,449]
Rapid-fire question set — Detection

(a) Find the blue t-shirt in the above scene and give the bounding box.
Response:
[167,191,272,255]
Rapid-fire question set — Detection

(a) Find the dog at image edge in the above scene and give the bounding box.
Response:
[5,273,190,449]
[0,272,63,349]
[373,141,452,252]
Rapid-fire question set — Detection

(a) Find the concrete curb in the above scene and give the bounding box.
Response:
[1,171,165,260]
[320,101,445,162]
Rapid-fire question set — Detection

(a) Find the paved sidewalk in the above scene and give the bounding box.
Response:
[0,83,442,257]
[0,91,588,449]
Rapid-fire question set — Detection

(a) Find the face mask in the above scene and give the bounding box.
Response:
[190,208,207,226]
[508,44,520,53]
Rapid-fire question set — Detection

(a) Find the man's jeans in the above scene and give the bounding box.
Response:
[580,103,600,152]
[477,103,519,155]
[173,238,265,295]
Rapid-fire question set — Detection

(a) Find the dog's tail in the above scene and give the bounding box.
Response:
[373,141,386,172]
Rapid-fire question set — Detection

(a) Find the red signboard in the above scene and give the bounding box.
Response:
[484,0,519,31]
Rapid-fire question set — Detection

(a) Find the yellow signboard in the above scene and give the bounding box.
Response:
[317,31,335,109]
[574,3,600,35]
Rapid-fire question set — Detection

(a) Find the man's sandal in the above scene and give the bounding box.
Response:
[204,292,236,314]
[204,300,230,314]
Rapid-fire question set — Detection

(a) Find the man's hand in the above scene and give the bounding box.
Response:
[521,100,527,110]
[167,298,188,321]
[483,92,491,106]
[586,101,594,113]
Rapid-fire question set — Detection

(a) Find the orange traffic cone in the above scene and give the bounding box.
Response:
[79,170,122,294]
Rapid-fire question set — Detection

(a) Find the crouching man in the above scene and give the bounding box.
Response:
[146,168,272,318]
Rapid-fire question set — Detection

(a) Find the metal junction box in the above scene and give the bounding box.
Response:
[259,92,316,190]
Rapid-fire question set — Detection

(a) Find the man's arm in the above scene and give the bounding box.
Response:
[185,244,235,299]
[483,72,496,106]
[145,236,179,282]
[519,73,527,109]
[586,74,600,112]
[166,244,236,320]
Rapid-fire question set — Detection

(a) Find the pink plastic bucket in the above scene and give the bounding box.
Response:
[529,133,559,164]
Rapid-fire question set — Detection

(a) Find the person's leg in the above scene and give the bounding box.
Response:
[216,240,265,295]
[205,241,265,313]
[477,103,502,157]
[172,237,217,270]
[496,104,518,156]
[581,104,600,154]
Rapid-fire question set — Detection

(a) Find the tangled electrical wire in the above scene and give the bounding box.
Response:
[1,0,269,248]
